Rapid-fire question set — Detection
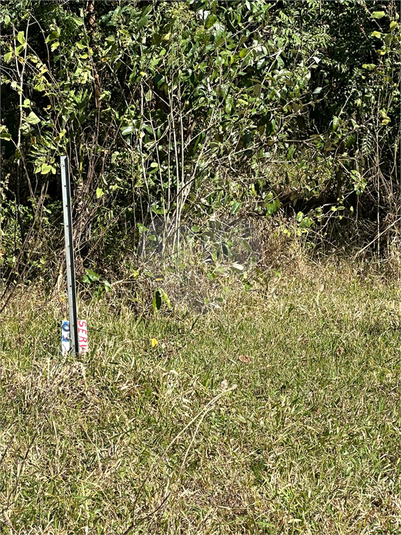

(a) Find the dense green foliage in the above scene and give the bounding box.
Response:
[1,0,400,288]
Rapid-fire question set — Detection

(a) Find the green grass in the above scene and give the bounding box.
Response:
[1,261,400,534]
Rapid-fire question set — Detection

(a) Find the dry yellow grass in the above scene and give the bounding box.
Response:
[1,253,400,534]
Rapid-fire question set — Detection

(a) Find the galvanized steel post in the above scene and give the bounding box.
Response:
[61,155,79,356]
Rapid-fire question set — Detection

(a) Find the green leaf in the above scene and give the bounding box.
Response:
[371,11,386,19]
[71,15,84,26]
[371,31,382,38]
[96,188,104,198]
[4,51,13,63]
[51,42,59,52]
[313,87,323,95]
[83,269,100,283]
[26,112,40,125]
[205,14,217,29]
[121,125,134,136]
[265,198,280,216]
[17,31,25,45]
[159,289,171,309]
[231,202,241,215]
[40,163,53,175]
[0,132,12,141]
[300,217,313,228]
[225,95,233,114]
[390,21,398,31]
[332,116,339,132]
[137,15,149,30]
[46,30,60,43]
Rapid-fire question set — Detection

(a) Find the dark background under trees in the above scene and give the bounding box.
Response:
[1,0,400,295]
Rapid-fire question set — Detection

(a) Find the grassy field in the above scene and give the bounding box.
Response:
[1,258,400,534]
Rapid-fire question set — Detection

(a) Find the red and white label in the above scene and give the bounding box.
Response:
[78,319,88,353]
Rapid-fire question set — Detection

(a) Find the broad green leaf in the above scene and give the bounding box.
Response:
[390,21,398,31]
[71,15,84,26]
[371,31,382,38]
[96,188,104,198]
[313,87,323,95]
[4,51,13,63]
[83,269,100,283]
[17,31,25,45]
[26,112,41,125]
[0,132,12,141]
[137,15,149,30]
[51,42,59,52]
[40,163,53,175]
[371,11,386,19]
[121,125,134,136]
[266,198,280,216]
[205,14,217,29]
[300,217,313,228]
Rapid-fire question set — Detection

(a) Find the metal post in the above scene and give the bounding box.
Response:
[61,155,79,356]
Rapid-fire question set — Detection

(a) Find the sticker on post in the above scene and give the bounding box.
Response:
[62,320,70,355]
[62,320,88,354]
[78,320,88,353]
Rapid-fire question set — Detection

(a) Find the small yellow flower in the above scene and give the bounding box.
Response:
[151,338,158,348]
